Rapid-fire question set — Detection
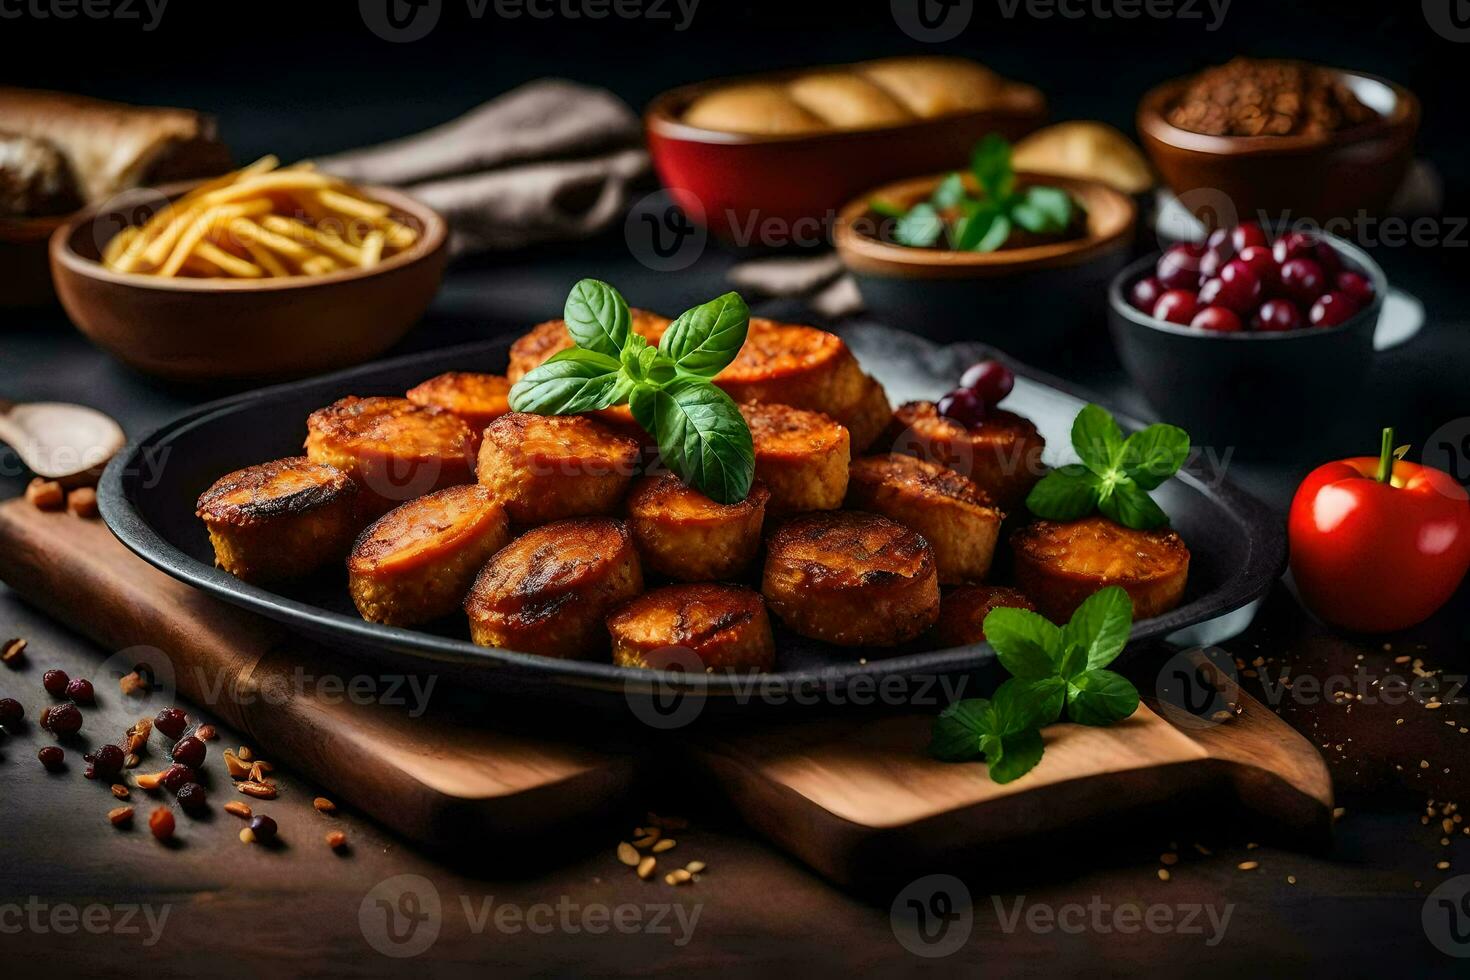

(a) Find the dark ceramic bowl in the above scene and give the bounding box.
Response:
[1107,234,1386,457]
[1138,68,1418,226]
[645,70,1046,246]
[834,172,1135,358]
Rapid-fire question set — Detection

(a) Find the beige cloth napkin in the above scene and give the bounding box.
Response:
[318,79,649,255]
[726,252,865,319]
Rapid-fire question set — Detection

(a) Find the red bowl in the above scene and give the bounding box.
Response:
[645,72,1046,246]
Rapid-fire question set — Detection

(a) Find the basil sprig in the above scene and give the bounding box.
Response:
[879,134,1076,253]
[1024,404,1190,530]
[929,587,1140,783]
[508,280,755,505]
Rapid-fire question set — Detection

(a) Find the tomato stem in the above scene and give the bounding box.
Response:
[1375,426,1395,484]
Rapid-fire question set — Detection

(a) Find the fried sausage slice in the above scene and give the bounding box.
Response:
[883,401,1046,508]
[196,457,362,584]
[465,518,643,659]
[715,318,867,418]
[845,453,1002,584]
[931,585,1038,647]
[608,583,775,671]
[739,401,850,514]
[505,309,672,383]
[347,485,510,626]
[305,396,477,514]
[1011,516,1190,623]
[762,511,939,646]
[837,373,894,455]
[406,372,511,434]
[625,474,769,582]
[476,412,640,526]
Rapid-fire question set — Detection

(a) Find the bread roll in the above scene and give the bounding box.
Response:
[858,57,1007,117]
[1012,122,1154,195]
[786,73,914,129]
[683,84,826,135]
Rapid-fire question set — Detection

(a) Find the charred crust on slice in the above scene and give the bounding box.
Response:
[477,412,641,525]
[882,401,1046,508]
[932,585,1038,647]
[196,457,356,527]
[405,372,512,432]
[625,475,770,581]
[607,583,775,671]
[1010,515,1190,623]
[739,401,850,514]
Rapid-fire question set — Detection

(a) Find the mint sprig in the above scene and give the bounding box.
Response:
[928,587,1140,783]
[508,279,755,504]
[880,134,1076,253]
[1025,404,1189,530]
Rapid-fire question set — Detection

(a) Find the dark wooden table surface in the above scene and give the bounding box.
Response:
[4,238,1469,978]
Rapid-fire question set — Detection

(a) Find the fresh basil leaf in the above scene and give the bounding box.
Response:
[1099,480,1169,530]
[1120,423,1190,491]
[564,278,631,358]
[931,172,967,210]
[1025,465,1102,521]
[1021,185,1072,230]
[660,292,750,378]
[972,212,1012,253]
[508,349,625,415]
[1066,669,1140,727]
[1009,201,1050,234]
[981,607,1060,679]
[970,133,1015,203]
[929,699,990,761]
[995,676,1066,730]
[986,728,1044,784]
[894,203,944,248]
[1071,403,1126,472]
[952,203,994,251]
[648,380,754,504]
[1062,586,1134,671]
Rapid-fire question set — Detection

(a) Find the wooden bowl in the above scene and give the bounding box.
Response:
[645,72,1046,247]
[49,183,448,381]
[1,212,70,308]
[1137,69,1418,226]
[834,172,1135,357]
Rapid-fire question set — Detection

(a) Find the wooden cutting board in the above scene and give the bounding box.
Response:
[0,498,1332,884]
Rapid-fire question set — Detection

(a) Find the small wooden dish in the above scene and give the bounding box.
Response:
[49,182,448,382]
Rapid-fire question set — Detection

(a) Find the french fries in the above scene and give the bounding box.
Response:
[100,155,420,279]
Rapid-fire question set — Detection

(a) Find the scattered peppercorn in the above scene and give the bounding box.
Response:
[148,807,175,842]
[0,697,23,727]
[159,763,197,792]
[171,735,206,768]
[248,814,278,842]
[42,668,70,697]
[64,677,95,705]
[38,745,65,771]
[153,707,188,739]
[85,743,125,779]
[176,782,208,815]
[43,701,82,736]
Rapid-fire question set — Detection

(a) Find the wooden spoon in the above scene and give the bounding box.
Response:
[0,399,125,484]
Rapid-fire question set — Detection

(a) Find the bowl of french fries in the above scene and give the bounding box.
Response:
[49,156,448,381]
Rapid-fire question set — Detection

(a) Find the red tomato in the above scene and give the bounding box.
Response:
[1289,431,1470,633]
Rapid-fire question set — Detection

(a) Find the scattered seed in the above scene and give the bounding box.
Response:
[685,861,706,874]
[652,838,677,853]
[148,807,175,842]
[134,770,166,790]
[248,761,273,781]
[224,800,253,819]
[636,856,656,880]
[617,842,640,867]
[110,784,130,800]
[25,479,64,511]
[1,637,27,664]
[67,487,99,518]
[237,780,278,799]
[1158,869,1171,882]
[665,869,692,886]
[195,725,217,741]
[1437,861,1451,871]
[118,671,145,696]
[123,753,140,769]
[223,750,251,779]
[1332,808,1346,822]
[238,746,253,762]
[1237,861,1259,871]
[633,829,661,848]
[1160,852,1178,866]
[313,797,337,814]
[1444,818,1456,835]
[326,831,348,851]
[1287,875,1297,885]
[108,805,135,827]
[239,828,256,844]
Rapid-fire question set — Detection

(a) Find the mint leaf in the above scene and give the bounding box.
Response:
[1066,669,1140,726]
[1024,464,1101,521]
[1071,403,1125,472]
[929,700,989,761]
[981,606,1060,679]
[996,676,1066,729]
[563,279,631,358]
[1061,586,1133,671]
[1020,185,1072,230]
[986,729,1044,783]
[956,209,1011,252]
[931,172,966,210]
[1099,481,1169,530]
[894,203,944,248]
[647,380,754,505]
[970,133,1015,203]
[508,348,625,415]
[659,292,750,378]
[1120,423,1191,491]
[1009,201,1050,234]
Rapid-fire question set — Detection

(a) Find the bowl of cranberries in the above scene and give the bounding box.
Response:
[1108,223,1386,452]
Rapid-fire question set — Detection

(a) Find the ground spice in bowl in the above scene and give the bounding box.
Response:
[1167,58,1376,138]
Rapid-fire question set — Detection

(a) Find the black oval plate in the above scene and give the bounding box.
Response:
[98,325,1284,708]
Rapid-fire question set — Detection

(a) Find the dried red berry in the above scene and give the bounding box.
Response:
[171,735,206,769]
[38,745,65,772]
[153,707,188,740]
[159,763,197,792]
[148,807,175,841]
[42,669,70,697]
[0,697,22,727]
[44,701,82,736]
[64,677,95,705]
[248,814,278,842]
[176,782,208,815]
[85,743,126,779]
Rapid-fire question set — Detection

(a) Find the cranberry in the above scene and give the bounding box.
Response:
[1190,306,1244,333]
[1336,270,1375,307]
[1235,245,1277,290]
[1272,231,1316,264]
[160,763,197,792]
[937,389,987,429]
[42,669,70,697]
[1178,241,1208,257]
[1156,244,1205,290]
[1199,248,1230,279]
[154,707,188,739]
[959,360,1014,408]
[1205,226,1235,258]
[1278,258,1326,306]
[249,814,278,841]
[1231,222,1268,252]
[149,807,175,842]
[171,735,207,768]
[1310,292,1361,328]
[1129,276,1166,313]
[0,698,22,727]
[176,783,208,815]
[1199,263,1262,315]
[1253,299,1303,332]
[1152,290,1200,326]
[65,678,95,705]
[44,701,82,736]
[1312,241,1342,279]
[38,745,65,772]
[85,743,125,779]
